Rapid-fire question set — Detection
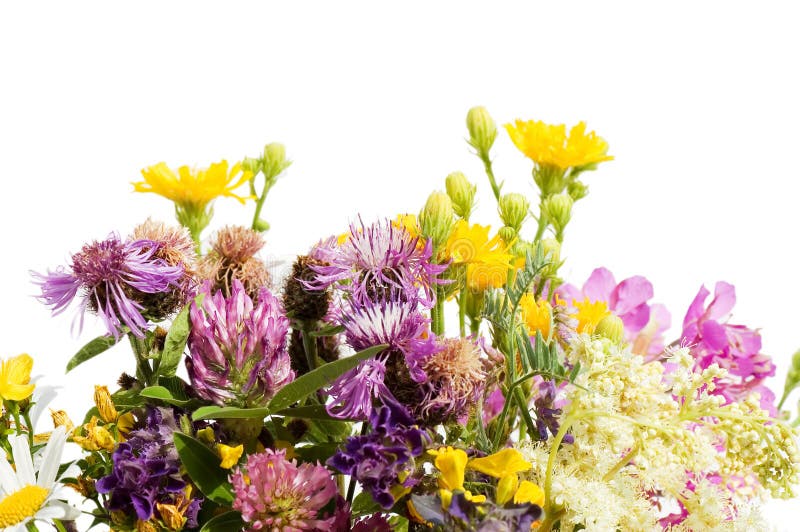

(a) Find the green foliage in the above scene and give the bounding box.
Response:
[155,302,192,378]
[199,511,244,532]
[172,432,234,505]
[66,334,118,373]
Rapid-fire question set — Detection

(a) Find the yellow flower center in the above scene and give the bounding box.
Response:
[0,485,49,527]
[573,298,611,334]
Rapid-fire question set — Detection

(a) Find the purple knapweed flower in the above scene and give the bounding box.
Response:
[305,218,447,306]
[681,281,777,415]
[186,279,294,408]
[326,297,438,419]
[230,448,338,532]
[328,395,427,509]
[32,234,185,338]
[557,267,670,356]
[96,407,202,526]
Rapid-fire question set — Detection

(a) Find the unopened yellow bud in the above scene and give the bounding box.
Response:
[94,385,118,423]
[419,191,455,251]
[498,193,530,231]
[445,171,477,220]
[466,106,497,154]
[50,409,75,433]
[262,142,291,179]
[596,314,625,344]
[156,502,186,531]
[541,193,573,238]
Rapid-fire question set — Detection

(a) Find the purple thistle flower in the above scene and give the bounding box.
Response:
[186,279,294,408]
[327,358,391,420]
[305,218,447,306]
[96,407,203,525]
[32,234,185,338]
[230,448,338,532]
[328,395,427,510]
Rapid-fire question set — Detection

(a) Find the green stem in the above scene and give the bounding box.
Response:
[602,442,640,482]
[128,333,154,387]
[250,175,276,231]
[480,153,501,201]
[458,292,467,338]
[534,202,548,242]
[543,414,576,517]
[431,287,445,336]
[300,327,318,374]
[22,411,34,446]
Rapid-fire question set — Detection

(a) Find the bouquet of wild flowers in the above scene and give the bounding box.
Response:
[2,108,799,532]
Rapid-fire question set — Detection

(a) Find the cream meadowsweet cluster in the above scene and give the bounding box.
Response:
[3,107,800,531]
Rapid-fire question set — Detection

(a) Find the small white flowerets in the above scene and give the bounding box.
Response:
[0,426,80,531]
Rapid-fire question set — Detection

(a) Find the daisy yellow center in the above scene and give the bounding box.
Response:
[0,485,49,527]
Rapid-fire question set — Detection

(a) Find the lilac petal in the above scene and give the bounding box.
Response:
[682,285,710,330]
[707,281,736,320]
[582,267,616,302]
[555,283,582,304]
[619,302,651,332]
[700,320,729,351]
[609,275,653,316]
[650,303,672,334]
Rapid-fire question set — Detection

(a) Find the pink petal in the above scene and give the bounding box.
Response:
[682,285,710,330]
[707,281,736,320]
[619,303,651,333]
[555,283,582,304]
[610,275,653,315]
[582,268,616,302]
[700,320,729,351]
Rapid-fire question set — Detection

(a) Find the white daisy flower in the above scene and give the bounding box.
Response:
[0,426,80,531]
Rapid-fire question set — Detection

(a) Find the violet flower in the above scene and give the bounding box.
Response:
[681,281,777,414]
[186,279,294,408]
[33,234,185,338]
[328,395,427,509]
[230,448,338,532]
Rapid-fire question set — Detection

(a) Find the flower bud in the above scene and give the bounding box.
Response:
[94,385,118,423]
[540,238,561,265]
[498,226,518,245]
[241,156,261,175]
[596,314,625,344]
[541,193,573,238]
[466,106,497,155]
[156,503,186,531]
[50,409,75,433]
[498,193,530,231]
[419,191,455,251]
[262,142,291,179]
[445,172,477,220]
[567,179,589,201]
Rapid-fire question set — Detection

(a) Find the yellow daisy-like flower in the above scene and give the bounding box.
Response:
[445,221,514,291]
[573,297,612,334]
[505,119,613,170]
[0,353,35,402]
[519,294,552,340]
[134,160,253,209]
[393,213,421,240]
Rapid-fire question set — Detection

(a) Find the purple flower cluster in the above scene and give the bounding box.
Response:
[33,234,186,338]
[186,279,294,407]
[96,407,202,525]
[681,281,777,414]
[329,395,428,509]
[533,378,573,444]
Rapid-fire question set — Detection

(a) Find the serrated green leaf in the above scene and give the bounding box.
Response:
[157,302,193,378]
[139,385,195,407]
[172,432,233,505]
[267,343,388,412]
[199,511,244,532]
[66,335,118,373]
[192,405,271,421]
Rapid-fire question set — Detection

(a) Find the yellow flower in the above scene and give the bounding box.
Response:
[514,480,545,506]
[467,448,532,479]
[427,447,486,504]
[216,443,244,469]
[0,353,35,402]
[393,213,421,240]
[505,119,613,170]
[573,298,612,334]
[94,385,118,423]
[72,417,116,452]
[445,221,514,291]
[520,294,552,339]
[133,160,253,209]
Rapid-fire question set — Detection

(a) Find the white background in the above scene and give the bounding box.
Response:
[1,1,798,528]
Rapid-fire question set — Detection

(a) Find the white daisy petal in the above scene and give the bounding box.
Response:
[9,434,36,485]
[40,499,81,521]
[27,384,59,431]
[0,452,21,492]
[36,425,66,488]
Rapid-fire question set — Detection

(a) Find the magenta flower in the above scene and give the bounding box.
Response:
[557,267,670,355]
[680,282,776,414]
[186,279,294,407]
[230,449,338,532]
[32,235,185,338]
[305,218,446,306]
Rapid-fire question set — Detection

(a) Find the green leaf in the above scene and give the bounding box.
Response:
[172,432,233,505]
[351,490,382,517]
[139,386,195,407]
[309,324,345,337]
[192,405,270,421]
[157,302,192,378]
[199,511,244,532]
[66,335,118,373]
[272,404,357,421]
[294,442,343,464]
[267,343,388,412]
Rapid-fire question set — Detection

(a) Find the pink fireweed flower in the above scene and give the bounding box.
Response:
[681,281,777,414]
[556,267,670,355]
[230,448,338,532]
[305,218,447,306]
[186,279,294,407]
[32,234,185,338]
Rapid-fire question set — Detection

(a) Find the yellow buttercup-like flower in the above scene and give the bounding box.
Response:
[428,447,486,504]
[573,298,612,334]
[505,119,613,170]
[134,160,253,209]
[0,353,35,402]
[445,220,513,291]
[520,294,552,340]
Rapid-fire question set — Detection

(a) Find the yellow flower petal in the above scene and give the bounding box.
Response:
[573,298,611,334]
[217,443,244,469]
[430,446,468,491]
[496,473,519,505]
[505,119,613,170]
[467,448,532,479]
[520,294,552,339]
[0,353,35,401]
[514,480,545,506]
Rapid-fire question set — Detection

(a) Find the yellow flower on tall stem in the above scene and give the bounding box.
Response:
[133,160,253,248]
[445,220,513,291]
[0,353,35,402]
[504,120,613,171]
